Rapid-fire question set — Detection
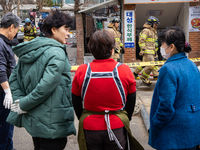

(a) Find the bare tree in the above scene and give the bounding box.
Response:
[74,0,83,14]
[20,0,35,4]
[35,0,44,11]
[0,0,17,14]
[83,0,98,7]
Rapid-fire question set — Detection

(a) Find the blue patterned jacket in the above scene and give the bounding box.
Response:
[149,52,200,150]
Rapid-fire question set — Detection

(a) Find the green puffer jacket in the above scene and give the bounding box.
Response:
[6,37,76,139]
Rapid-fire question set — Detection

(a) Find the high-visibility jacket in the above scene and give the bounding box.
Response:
[107,23,122,50]
[21,24,37,40]
[139,23,158,55]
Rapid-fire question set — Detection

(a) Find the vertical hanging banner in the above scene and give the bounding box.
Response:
[124,10,135,48]
[189,6,200,32]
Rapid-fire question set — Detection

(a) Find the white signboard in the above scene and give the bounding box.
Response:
[124,0,199,4]
[124,10,135,48]
[189,6,200,32]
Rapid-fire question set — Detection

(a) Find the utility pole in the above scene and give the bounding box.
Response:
[17,0,20,17]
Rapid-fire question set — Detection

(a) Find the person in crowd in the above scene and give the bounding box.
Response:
[6,10,76,150]
[107,17,125,62]
[38,19,44,37]
[38,19,43,30]
[0,12,20,150]
[133,16,159,85]
[149,26,200,150]
[72,29,144,150]
[31,19,35,26]
[21,18,37,42]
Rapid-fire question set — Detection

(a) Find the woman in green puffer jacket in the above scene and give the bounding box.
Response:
[6,10,76,150]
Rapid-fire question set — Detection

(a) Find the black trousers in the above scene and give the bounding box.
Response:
[0,92,14,150]
[84,127,126,150]
[32,137,67,150]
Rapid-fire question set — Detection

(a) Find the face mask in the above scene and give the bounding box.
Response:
[160,46,171,60]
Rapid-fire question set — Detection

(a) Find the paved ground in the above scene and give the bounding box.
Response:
[12,44,155,150]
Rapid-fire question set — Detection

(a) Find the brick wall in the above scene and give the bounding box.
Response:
[76,13,84,65]
[123,4,136,63]
[86,15,94,38]
[189,2,200,66]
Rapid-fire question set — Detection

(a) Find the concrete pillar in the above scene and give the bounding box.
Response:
[76,13,84,65]
[123,4,136,63]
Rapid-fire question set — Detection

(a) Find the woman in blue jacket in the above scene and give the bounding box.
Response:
[149,26,200,150]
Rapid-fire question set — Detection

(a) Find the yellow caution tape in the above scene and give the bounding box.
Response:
[71,65,79,71]
[71,58,200,71]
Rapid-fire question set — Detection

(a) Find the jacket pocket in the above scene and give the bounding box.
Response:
[187,103,200,112]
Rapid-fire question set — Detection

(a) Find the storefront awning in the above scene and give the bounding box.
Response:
[78,0,118,13]
[124,0,199,4]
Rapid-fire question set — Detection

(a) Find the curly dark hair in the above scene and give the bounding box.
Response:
[41,9,73,37]
[88,30,115,59]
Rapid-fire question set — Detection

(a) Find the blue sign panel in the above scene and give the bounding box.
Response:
[125,43,135,48]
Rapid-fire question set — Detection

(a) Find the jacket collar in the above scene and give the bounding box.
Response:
[0,34,12,46]
[143,23,157,34]
[92,58,115,63]
[165,52,187,64]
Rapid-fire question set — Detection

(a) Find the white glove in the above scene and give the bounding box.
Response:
[3,88,13,109]
[11,99,27,114]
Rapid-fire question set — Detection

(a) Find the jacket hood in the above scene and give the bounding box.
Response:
[12,37,66,64]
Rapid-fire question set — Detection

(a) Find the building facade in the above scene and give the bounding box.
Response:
[76,0,200,65]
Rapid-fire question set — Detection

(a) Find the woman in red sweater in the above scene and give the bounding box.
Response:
[72,30,143,150]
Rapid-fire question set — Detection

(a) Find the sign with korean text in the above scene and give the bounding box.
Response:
[124,0,199,4]
[189,6,200,32]
[124,10,135,48]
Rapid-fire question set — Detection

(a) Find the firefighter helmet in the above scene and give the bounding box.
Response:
[110,17,120,23]
[146,16,160,25]
[25,18,31,23]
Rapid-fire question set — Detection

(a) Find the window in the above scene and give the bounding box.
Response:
[52,0,62,4]
[84,0,105,3]
[65,0,74,3]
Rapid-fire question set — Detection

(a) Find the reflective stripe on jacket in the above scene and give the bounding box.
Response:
[107,26,122,50]
[138,23,158,54]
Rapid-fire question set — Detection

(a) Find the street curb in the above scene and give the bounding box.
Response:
[140,104,150,133]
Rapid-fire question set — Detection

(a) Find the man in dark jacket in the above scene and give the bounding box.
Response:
[0,12,20,150]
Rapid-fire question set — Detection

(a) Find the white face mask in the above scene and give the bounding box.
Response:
[160,46,171,60]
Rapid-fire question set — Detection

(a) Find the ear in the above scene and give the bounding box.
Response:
[51,27,57,35]
[111,48,114,55]
[9,24,15,32]
[170,44,175,51]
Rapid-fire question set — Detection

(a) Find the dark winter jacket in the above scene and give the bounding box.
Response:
[0,34,16,92]
[6,37,76,139]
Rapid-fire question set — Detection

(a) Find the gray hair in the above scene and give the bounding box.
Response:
[1,12,21,28]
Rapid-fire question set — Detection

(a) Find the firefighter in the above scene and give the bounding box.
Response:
[21,18,37,42]
[107,17,125,62]
[133,16,159,85]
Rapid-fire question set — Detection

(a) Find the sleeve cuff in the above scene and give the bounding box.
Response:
[0,75,8,84]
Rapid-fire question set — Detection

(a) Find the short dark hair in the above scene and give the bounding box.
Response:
[158,26,192,53]
[1,12,21,28]
[41,10,73,37]
[88,30,115,59]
